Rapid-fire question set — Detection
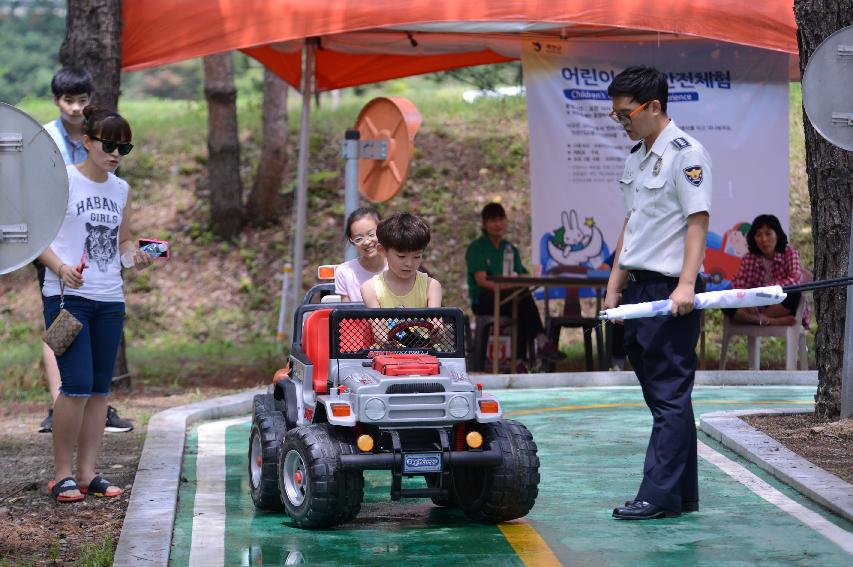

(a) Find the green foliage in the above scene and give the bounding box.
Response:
[122,60,204,100]
[428,62,523,94]
[0,340,46,402]
[0,1,65,104]
[73,535,114,567]
[127,338,280,390]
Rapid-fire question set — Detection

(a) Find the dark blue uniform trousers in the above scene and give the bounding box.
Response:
[622,276,703,513]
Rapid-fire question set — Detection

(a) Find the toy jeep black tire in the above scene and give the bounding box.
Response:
[278,424,364,528]
[248,409,287,511]
[425,474,457,507]
[452,419,540,523]
[252,393,285,422]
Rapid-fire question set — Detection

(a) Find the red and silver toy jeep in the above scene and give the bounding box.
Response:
[248,284,540,528]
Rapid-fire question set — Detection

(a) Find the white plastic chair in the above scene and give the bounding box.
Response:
[718,269,811,371]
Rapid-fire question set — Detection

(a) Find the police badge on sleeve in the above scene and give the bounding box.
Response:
[683,165,704,187]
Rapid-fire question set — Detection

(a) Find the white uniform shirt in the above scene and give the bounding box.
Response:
[618,120,712,277]
[43,165,129,302]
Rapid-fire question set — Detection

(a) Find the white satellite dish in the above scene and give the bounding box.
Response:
[0,102,69,274]
[802,25,853,151]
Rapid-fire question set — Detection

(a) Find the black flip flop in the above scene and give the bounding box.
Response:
[48,476,84,503]
[79,475,124,498]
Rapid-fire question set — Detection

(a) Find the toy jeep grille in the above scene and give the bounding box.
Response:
[330,308,465,359]
[386,382,445,394]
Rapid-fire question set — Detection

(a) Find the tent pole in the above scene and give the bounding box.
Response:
[287,39,315,335]
[842,206,853,418]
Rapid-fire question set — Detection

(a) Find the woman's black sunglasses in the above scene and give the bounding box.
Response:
[90,135,134,156]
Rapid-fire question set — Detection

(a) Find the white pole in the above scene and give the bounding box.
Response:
[276,262,292,345]
[343,129,360,261]
[287,39,315,335]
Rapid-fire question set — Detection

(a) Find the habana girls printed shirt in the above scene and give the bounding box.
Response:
[42,164,129,302]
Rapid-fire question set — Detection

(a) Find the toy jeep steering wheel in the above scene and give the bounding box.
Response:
[387,321,436,348]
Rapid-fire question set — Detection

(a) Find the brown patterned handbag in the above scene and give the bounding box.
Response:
[42,282,82,356]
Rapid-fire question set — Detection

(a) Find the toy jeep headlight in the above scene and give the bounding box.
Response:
[448,395,470,418]
[364,397,387,421]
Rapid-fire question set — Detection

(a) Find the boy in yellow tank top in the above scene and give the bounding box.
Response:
[361,213,442,308]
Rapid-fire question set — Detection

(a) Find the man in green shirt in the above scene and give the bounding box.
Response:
[465,203,562,371]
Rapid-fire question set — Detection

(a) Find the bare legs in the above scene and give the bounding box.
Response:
[731,305,796,326]
[52,393,110,498]
[43,343,61,403]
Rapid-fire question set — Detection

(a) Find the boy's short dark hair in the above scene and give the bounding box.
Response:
[377,213,431,253]
[51,67,94,97]
[607,66,669,114]
[481,202,506,222]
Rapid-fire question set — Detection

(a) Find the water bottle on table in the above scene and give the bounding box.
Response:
[502,243,514,276]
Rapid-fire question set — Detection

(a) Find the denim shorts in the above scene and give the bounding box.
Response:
[43,295,125,397]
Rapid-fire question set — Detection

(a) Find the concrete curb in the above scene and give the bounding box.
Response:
[112,370,819,566]
[700,408,853,523]
[113,388,263,566]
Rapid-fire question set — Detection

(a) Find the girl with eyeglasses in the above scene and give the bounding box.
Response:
[334,207,386,302]
[38,106,151,503]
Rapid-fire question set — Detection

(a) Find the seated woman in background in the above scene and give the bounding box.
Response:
[726,214,803,326]
[334,207,386,302]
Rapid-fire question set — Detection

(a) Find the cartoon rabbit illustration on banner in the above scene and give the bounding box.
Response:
[545,209,607,269]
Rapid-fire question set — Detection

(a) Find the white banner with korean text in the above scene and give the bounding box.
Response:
[522,40,790,289]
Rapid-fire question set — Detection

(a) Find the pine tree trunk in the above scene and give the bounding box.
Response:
[794,0,853,418]
[59,0,122,111]
[203,52,244,239]
[61,0,128,382]
[247,68,289,225]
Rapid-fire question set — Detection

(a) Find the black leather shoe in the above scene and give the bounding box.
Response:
[612,501,679,520]
[625,500,699,512]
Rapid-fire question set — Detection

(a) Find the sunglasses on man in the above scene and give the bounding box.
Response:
[90,135,134,156]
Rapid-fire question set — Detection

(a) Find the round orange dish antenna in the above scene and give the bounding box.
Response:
[354,97,422,203]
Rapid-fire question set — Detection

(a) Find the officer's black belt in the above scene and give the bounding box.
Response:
[627,270,677,282]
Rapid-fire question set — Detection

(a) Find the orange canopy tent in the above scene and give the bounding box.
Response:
[121,0,799,336]
[123,0,798,91]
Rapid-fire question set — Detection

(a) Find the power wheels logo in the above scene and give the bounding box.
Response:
[403,453,442,473]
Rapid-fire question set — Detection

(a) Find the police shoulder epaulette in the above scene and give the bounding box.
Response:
[630,142,642,154]
[671,137,691,150]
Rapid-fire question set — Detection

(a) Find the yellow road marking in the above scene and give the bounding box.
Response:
[507,400,812,416]
[499,518,563,567]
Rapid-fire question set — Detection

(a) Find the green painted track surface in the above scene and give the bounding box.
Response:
[170,387,852,566]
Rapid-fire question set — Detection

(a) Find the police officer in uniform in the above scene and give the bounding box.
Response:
[604,66,712,520]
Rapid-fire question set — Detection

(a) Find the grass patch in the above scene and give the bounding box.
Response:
[73,535,113,567]
[127,337,282,389]
[0,342,49,402]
